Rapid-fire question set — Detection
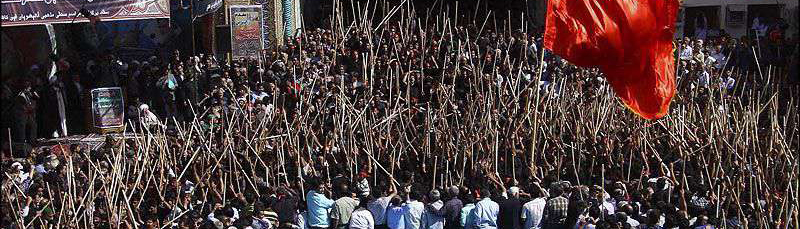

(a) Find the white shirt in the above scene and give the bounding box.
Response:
[752,17,761,30]
[704,56,717,69]
[350,208,376,229]
[403,200,425,229]
[472,198,499,229]
[724,76,736,90]
[251,91,269,103]
[698,71,710,88]
[710,52,726,69]
[208,207,240,222]
[297,211,309,229]
[252,218,272,229]
[601,201,616,215]
[528,43,538,56]
[422,200,444,229]
[461,203,476,229]
[680,46,693,61]
[368,197,392,225]
[522,198,546,229]
[626,217,640,227]
[140,109,162,127]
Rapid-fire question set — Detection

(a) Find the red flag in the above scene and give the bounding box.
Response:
[544,0,679,119]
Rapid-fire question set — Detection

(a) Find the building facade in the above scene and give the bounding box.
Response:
[678,0,798,39]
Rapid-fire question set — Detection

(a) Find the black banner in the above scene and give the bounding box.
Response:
[90,87,125,129]
[2,0,170,26]
[192,0,222,20]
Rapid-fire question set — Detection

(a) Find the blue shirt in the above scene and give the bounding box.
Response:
[307,190,336,227]
[387,205,406,229]
[461,203,476,229]
[403,200,425,229]
[693,225,715,229]
[422,200,445,229]
[471,198,499,229]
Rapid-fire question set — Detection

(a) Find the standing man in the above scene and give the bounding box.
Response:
[470,188,499,229]
[386,196,406,229]
[350,195,376,229]
[497,187,522,229]
[178,63,200,121]
[159,66,179,122]
[274,187,300,228]
[521,185,546,229]
[95,52,121,88]
[421,190,445,229]
[330,182,360,229]
[369,179,398,229]
[679,38,694,62]
[540,183,568,229]
[460,190,477,229]
[38,69,67,138]
[403,187,425,229]
[63,69,85,135]
[12,78,39,146]
[426,186,463,229]
[307,178,335,229]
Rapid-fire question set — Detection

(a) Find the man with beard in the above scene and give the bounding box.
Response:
[12,78,39,147]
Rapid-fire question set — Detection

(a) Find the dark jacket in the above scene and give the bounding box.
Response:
[497,197,523,229]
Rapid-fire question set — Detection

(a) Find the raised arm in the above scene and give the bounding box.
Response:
[387,175,398,199]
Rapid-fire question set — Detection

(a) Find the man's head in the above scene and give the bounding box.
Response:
[697,215,709,225]
[618,202,634,215]
[646,209,661,225]
[308,177,323,191]
[408,186,422,201]
[479,187,492,199]
[447,186,459,199]
[429,189,441,201]
[549,182,564,197]
[528,183,543,198]
[612,188,625,200]
[507,187,520,198]
[614,212,628,224]
[390,195,403,206]
[336,182,353,198]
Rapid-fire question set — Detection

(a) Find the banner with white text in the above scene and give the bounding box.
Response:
[2,0,170,27]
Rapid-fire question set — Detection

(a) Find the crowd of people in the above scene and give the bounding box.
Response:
[1,3,799,229]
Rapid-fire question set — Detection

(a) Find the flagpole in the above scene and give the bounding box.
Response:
[191,0,197,56]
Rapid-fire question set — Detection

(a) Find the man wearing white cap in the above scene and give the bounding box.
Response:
[139,104,162,128]
[497,187,522,229]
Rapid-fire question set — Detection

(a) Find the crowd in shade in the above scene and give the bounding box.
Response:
[1,2,799,229]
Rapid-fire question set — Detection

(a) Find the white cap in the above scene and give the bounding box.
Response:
[11,162,23,170]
